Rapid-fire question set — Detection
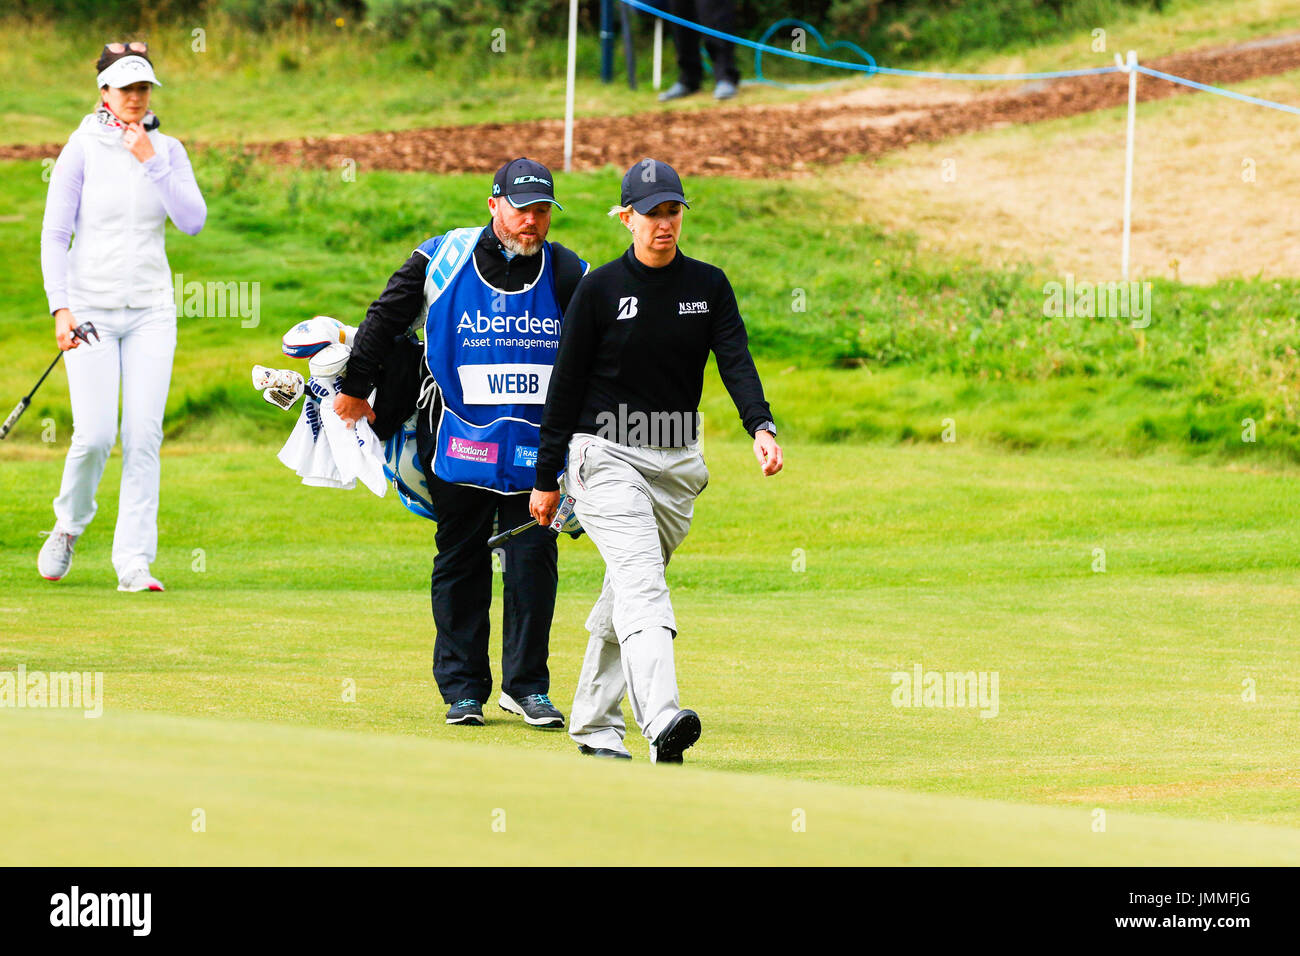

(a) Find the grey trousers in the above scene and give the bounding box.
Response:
[565,434,709,753]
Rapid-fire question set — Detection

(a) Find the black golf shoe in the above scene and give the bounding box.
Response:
[498,692,565,729]
[578,744,632,759]
[649,709,701,764]
[446,699,485,725]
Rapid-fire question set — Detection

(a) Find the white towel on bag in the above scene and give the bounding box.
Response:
[277,375,388,496]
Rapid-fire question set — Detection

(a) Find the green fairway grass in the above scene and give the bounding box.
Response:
[3,708,1297,865]
[6,0,1300,862]
[5,157,1300,462]
[2,440,1297,864]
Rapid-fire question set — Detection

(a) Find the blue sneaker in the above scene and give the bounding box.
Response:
[498,692,565,729]
[446,699,485,726]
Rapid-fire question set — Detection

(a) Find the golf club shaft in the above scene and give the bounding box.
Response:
[0,351,64,440]
[29,350,66,398]
[0,397,30,440]
[487,519,538,549]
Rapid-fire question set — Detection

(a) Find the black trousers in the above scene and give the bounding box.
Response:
[423,470,558,704]
[669,0,739,89]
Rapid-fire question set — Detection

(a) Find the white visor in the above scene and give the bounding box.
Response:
[97,55,161,89]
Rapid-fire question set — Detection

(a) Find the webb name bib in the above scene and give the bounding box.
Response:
[422,227,565,493]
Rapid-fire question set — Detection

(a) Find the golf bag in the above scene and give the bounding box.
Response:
[268,318,436,519]
[383,412,436,521]
[371,334,436,521]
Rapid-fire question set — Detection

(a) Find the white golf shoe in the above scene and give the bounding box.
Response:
[38,525,79,581]
[117,564,165,593]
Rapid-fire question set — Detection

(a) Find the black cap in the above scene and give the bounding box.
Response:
[621,158,690,214]
[492,158,562,210]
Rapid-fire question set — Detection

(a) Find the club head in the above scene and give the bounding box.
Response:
[549,495,582,537]
[73,322,100,345]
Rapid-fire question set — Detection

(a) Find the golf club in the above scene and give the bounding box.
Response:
[487,518,537,549]
[487,493,581,548]
[1,322,98,440]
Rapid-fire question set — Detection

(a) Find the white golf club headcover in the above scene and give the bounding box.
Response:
[282,316,354,359]
[274,316,382,497]
[308,342,351,380]
[251,365,305,410]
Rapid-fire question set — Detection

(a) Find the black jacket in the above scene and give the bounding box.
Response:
[535,246,774,491]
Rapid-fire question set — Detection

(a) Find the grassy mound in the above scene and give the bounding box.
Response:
[5,708,1297,865]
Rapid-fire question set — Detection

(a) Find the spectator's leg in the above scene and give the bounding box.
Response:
[697,0,740,85]
[668,0,704,91]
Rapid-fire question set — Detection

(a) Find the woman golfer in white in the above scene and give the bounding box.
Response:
[38,42,206,591]
[531,158,782,762]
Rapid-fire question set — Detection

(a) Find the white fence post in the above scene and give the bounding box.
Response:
[653,17,663,90]
[564,0,579,172]
[1118,49,1138,281]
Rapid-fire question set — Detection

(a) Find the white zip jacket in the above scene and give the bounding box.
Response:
[41,113,206,315]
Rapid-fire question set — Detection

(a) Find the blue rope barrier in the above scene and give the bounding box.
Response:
[753,18,875,89]
[623,0,1300,113]
[1135,64,1300,116]
[619,0,1119,81]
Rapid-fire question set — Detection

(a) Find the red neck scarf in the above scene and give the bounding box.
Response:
[95,100,160,132]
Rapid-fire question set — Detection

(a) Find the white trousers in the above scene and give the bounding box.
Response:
[566,434,709,753]
[52,305,176,577]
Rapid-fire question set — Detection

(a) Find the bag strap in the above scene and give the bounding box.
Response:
[422,226,481,311]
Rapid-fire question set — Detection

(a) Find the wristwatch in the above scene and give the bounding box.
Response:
[755,421,777,437]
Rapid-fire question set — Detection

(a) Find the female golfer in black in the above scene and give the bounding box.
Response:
[532,158,782,763]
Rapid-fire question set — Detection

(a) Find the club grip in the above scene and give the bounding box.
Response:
[488,519,539,549]
[0,398,29,440]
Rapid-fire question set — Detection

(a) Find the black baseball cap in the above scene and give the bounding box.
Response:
[492,158,562,210]
[621,158,690,214]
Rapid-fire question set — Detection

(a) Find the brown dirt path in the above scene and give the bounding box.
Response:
[5,33,1300,176]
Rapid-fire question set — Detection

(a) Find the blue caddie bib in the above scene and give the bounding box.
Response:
[421,226,565,493]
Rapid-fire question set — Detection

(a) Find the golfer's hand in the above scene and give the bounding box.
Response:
[123,122,155,163]
[530,489,560,527]
[54,309,80,351]
[332,393,375,429]
[754,429,783,476]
